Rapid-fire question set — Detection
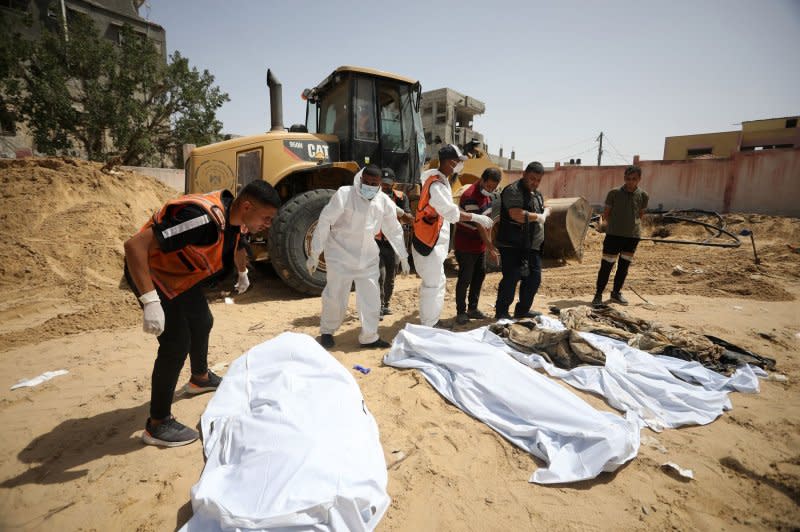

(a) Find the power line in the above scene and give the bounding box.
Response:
[539,135,598,157]
[603,134,632,164]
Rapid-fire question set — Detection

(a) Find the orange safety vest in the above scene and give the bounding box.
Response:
[412,174,445,256]
[140,190,239,299]
[376,189,407,241]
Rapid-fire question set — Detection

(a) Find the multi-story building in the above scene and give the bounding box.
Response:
[421,87,523,170]
[663,115,800,160]
[0,0,166,157]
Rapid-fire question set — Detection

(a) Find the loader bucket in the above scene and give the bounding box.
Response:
[542,197,592,261]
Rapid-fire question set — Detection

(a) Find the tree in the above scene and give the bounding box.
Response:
[1,12,229,166]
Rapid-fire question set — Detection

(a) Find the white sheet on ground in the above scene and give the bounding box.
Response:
[384,323,641,484]
[471,315,761,432]
[182,332,390,532]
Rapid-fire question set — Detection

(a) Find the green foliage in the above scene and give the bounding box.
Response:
[1,11,229,166]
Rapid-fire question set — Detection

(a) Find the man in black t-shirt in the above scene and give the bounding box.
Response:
[124,181,281,447]
[592,165,649,306]
[494,161,551,320]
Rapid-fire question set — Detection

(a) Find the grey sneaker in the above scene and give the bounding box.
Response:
[186,369,222,395]
[142,417,199,447]
[610,291,629,305]
[456,313,469,325]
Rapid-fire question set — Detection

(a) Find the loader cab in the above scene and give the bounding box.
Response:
[304,67,426,184]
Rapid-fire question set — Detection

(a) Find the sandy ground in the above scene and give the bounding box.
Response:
[0,158,799,530]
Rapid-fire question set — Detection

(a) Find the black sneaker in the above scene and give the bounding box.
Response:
[456,313,470,325]
[319,334,335,348]
[381,306,393,316]
[432,320,453,330]
[610,291,629,305]
[591,292,603,307]
[467,309,488,319]
[360,338,391,349]
[513,310,542,319]
[187,369,222,395]
[494,312,512,321]
[142,417,199,447]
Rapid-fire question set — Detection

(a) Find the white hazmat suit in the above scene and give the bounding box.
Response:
[412,169,464,327]
[309,169,409,344]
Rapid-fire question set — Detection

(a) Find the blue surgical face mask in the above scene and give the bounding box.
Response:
[360,183,380,200]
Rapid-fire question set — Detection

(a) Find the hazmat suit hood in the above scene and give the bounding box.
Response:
[352,168,381,202]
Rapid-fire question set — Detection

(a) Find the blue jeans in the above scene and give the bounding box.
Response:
[495,247,542,318]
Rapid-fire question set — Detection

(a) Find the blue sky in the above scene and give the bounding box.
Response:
[144,0,799,166]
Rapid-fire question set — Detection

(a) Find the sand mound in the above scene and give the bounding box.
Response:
[0,157,178,350]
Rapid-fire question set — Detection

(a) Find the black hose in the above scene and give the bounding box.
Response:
[638,209,741,248]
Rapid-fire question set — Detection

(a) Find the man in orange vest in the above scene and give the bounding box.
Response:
[124,181,281,447]
[412,144,494,327]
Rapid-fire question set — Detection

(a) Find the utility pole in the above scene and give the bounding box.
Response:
[596,131,604,166]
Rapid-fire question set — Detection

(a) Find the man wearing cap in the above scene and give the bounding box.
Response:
[412,144,495,327]
[592,165,649,306]
[494,161,551,320]
[454,166,501,325]
[376,167,413,316]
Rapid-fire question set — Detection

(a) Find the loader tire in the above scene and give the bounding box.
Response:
[268,189,335,296]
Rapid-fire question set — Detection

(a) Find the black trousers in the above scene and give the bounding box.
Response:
[377,239,397,308]
[455,250,486,314]
[151,285,213,419]
[495,247,542,318]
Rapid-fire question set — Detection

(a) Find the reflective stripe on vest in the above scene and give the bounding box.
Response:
[141,190,239,299]
[413,175,445,251]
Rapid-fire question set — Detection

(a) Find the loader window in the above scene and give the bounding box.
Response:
[354,78,377,141]
[237,149,262,189]
[376,82,420,183]
[319,81,348,139]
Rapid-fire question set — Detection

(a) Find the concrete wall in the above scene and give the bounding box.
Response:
[534,148,800,216]
[123,166,184,192]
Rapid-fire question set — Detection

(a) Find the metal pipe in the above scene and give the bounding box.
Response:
[266,69,283,132]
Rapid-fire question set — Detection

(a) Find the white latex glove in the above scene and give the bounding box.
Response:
[399,257,410,275]
[470,213,494,229]
[139,290,165,336]
[306,255,318,275]
[539,207,551,224]
[234,268,250,294]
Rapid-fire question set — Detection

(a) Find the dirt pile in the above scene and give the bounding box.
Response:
[0,157,178,350]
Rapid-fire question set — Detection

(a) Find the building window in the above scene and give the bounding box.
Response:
[786,118,798,128]
[423,105,433,116]
[1,0,30,12]
[687,147,712,158]
[106,23,147,45]
[0,105,16,136]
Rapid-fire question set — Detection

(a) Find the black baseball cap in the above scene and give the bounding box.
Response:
[381,167,395,184]
[438,144,466,162]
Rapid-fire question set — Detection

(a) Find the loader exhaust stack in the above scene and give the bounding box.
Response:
[267,69,284,132]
